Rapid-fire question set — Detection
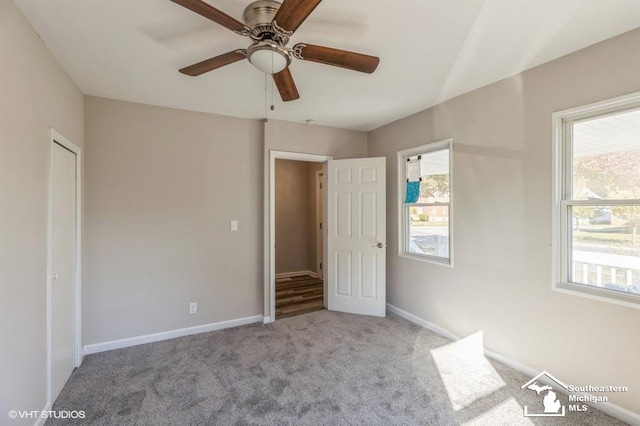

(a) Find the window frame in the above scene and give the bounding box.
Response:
[397,138,453,266]
[552,91,640,309]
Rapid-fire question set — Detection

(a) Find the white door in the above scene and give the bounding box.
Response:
[50,141,78,402]
[327,157,386,317]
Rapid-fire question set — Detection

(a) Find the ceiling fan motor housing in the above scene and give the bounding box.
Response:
[243,0,281,41]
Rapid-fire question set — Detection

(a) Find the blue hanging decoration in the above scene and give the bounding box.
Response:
[405,181,420,203]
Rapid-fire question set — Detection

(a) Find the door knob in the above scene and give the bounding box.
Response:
[372,242,387,248]
[52,274,59,280]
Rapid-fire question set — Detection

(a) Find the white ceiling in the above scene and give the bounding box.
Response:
[13,0,640,131]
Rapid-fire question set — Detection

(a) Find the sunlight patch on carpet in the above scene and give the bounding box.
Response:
[431,331,506,411]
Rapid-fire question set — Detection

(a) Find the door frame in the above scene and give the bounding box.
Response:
[47,129,82,407]
[266,150,332,323]
[315,169,324,277]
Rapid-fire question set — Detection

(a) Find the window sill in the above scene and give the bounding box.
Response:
[554,282,640,310]
[398,252,453,268]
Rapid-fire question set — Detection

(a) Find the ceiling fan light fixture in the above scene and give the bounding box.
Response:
[246,41,291,74]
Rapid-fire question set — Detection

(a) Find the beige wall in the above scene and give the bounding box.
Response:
[367,28,640,413]
[275,159,311,274]
[84,97,263,344]
[265,120,369,159]
[84,101,369,340]
[0,0,84,419]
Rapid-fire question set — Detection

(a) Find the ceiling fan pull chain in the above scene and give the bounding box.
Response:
[264,71,268,120]
[270,53,275,111]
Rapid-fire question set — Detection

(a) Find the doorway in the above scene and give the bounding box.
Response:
[48,130,82,406]
[274,159,324,319]
[266,152,387,321]
[267,151,332,322]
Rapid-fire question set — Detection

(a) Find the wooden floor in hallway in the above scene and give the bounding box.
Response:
[275,274,325,319]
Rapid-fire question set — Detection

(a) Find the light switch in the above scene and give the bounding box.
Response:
[231,220,238,231]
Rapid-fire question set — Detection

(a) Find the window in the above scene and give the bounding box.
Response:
[553,93,640,308]
[398,139,452,265]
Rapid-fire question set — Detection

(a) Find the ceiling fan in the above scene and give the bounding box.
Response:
[170,0,380,101]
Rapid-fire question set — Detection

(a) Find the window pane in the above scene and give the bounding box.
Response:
[408,206,449,258]
[416,149,449,203]
[572,109,640,200]
[569,205,640,294]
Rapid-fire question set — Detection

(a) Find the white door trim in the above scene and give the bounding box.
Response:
[266,150,332,323]
[315,169,324,277]
[47,129,82,407]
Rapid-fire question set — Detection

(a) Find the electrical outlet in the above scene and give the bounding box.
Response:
[231,220,238,231]
[189,302,197,314]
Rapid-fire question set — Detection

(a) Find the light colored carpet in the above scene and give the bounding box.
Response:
[48,311,627,425]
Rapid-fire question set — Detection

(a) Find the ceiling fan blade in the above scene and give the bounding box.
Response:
[170,0,247,33]
[294,43,379,74]
[179,50,245,76]
[273,68,300,102]
[273,0,322,33]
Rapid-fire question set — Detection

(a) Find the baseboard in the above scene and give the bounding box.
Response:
[275,270,318,279]
[386,303,640,426]
[263,316,273,324]
[387,304,460,341]
[83,315,263,355]
[33,401,51,426]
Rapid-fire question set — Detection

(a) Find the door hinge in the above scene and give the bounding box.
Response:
[319,182,323,189]
[320,262,323,270]
[320,222,322,230]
